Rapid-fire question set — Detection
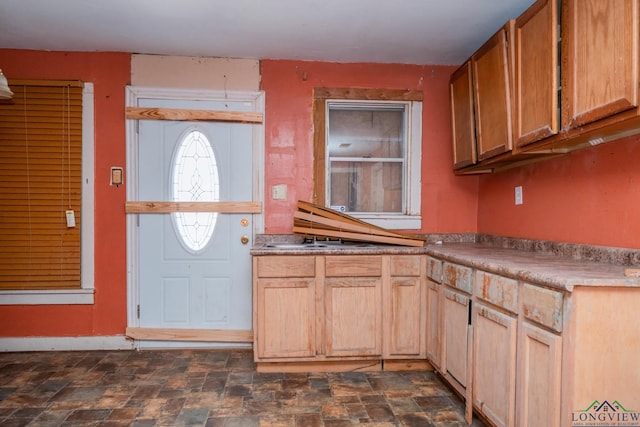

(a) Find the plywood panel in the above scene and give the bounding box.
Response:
[131,55,260,91]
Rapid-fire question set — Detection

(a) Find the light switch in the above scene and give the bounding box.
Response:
[272,184,287,200]
[515,186,523,205]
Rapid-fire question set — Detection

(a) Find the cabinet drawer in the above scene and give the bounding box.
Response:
[426,256,443,282]
[390,255,422,277]
[442,262,473,294]
[444,287,470,307]
[325,255,382,277]
[474,270,518,313]
[522,284,563,332]
[256,256,315,278]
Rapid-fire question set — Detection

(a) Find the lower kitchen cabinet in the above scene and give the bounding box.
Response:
[253,253,427,370]
[424,253,640,427]
[255,278,316,359]
[383,255,426,358]
[324,276,382,357]
[516,321,562,427]
[254,256,316,359]
[324,255,382,357]
[442,287,471,390]
[426,278,442,368]
[473,303,517,427]
[426,256,443,369]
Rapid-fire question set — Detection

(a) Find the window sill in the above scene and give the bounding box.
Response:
[0,289,95,305]
[352,215,422,230]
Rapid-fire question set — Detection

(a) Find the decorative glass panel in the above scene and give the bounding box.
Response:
[171,129,219,252]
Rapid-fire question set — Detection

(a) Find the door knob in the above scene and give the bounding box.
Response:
[240,235,250,245]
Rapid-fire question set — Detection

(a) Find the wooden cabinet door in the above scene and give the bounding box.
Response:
[562,0,639,128]
[256,278,316,359]
[384,277,425,358]
[472,24,514,160]
[442,288,470,387]
[473,304,517,427]
[384,255,426,358]
[426,279,442,369]
[515,0,559,147]
[450,61,477,169]
[516,322,562,427]
[325,277,382,357]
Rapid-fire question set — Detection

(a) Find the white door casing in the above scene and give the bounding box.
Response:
[125,87,264,348]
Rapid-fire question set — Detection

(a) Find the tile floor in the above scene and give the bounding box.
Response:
[0,349,487,426]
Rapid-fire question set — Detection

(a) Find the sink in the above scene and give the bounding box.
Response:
[264,241,375,249]
[264,243,328,249]
[321,241,375,248]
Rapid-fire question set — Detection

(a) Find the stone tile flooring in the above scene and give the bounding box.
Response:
[0,349,486,426]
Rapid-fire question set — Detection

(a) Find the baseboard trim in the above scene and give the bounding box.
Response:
[0,335,134,352]
[257,359,383,373]
[126,327,253,343]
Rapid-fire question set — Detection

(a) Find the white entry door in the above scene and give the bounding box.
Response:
[127,89,263,348]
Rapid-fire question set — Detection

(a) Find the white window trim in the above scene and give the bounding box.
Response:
[326,100,422,229]
[0,83,95,305]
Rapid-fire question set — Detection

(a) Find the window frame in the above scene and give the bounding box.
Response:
[0,83,94,305]
[313,88,423,229]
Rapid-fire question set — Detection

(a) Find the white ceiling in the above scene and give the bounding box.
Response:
[0,0,534,65]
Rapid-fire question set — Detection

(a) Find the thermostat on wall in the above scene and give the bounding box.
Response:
[111,167,123,187]
[65,210,76,228]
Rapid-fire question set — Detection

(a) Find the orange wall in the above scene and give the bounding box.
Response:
[477,136,640,248]
[260,60,479,234]
[2,50,635,340]
[0,49,131,337]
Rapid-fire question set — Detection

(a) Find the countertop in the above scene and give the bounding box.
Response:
[251,237,640,292]
[425,243,639,292]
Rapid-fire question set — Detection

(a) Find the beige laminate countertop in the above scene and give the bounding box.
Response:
[250,242,425,256]
[425,243,639,292]
[251,241,640,292]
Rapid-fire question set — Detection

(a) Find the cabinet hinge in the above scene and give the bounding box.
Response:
[468,300,473,325]
[137,304,140,319]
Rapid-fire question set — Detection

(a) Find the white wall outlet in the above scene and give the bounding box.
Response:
[271,184,287,200]
[515,186,523,205]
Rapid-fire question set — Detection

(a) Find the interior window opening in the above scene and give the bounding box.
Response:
[327,103,406,214]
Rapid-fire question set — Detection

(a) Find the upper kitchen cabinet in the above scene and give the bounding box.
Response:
[472,22,514,161]
[561,0,639,129]
[452,0,640,173]
[450,61,477,169]
[449,21,517,171]
[514,0,559,148]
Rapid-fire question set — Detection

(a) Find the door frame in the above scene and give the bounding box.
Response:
[124,86,265,333]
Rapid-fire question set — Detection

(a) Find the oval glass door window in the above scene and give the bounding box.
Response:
[171,129,220,252]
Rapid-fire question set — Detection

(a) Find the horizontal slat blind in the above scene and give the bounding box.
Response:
[0,81,83,289]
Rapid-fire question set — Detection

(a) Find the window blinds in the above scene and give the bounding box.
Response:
[0,80,84,290]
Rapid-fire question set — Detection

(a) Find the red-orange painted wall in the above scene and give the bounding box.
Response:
[0,49,131,337]
[0,50,635,340]
[477,136,640,248]
[260,60,479,234]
